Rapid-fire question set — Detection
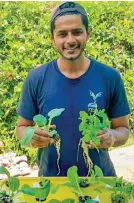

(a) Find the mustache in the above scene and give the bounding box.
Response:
[64,45,79,49]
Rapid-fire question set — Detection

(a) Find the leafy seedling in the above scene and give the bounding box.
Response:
[21,177,50,202]
[79,165,103,189]
[51,166,84,200]
[100,176,134,203]
[0,166,26,203]
[78,91,111,176]
[20,108,65,175]
[51,166,100,203]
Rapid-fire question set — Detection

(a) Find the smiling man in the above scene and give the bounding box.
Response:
[16,2,131,177]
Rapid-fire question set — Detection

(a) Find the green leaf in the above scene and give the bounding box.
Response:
[49,130,58,137]
[51,185,60,194]
[21,184,36,196]
[99,177,116,186]
[93,138,101,145]
[62,199,75,203]
[48,108,65,119]
[79,111,89,119]
[82,134,90,143]
[85,200,99,203]
[79,122,86,132]
[48,200,61,203]
[94,165,103,177]
[20,127,35,145]
[51,182,71,194]
[67,166,82,197]
[9,177,20,192]
[39,177,49,188]
[0,166,10,179]
[41,180,50,193]
[33,114,47,127]
[35,188,48,201]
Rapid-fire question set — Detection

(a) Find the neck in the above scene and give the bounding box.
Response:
[57,55,90,79]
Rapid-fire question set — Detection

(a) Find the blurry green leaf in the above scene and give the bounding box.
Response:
[20,127,35,145]
[33,114,47,127]
[48,108,65,119]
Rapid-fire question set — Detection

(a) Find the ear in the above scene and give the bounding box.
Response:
[86,28,91,41]
[50,35,54,44]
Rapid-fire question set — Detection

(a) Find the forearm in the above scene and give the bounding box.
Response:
[16,126,33,148]
[16,126,28,141]
[111,127,129,147]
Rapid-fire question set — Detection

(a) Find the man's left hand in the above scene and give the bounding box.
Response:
[96,128,116,148]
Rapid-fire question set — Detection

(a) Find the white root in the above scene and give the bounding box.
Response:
[77,138,82,162]
[81,142,93,176]
[55,138,61,175]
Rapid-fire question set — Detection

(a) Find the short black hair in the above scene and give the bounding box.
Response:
[50,11,89,35]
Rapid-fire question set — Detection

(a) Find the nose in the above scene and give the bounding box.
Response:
[66,33,76,45]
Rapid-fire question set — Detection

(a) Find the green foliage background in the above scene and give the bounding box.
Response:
[0,1,134,164]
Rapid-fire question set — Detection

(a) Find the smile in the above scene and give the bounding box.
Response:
[64,47,79,50]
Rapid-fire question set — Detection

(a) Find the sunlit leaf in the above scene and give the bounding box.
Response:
[48,108,65,119]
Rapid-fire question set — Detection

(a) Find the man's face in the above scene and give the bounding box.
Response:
[51,15,90,61]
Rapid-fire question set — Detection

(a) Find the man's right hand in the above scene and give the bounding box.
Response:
[16,116,56,149]
[29,125,56,148]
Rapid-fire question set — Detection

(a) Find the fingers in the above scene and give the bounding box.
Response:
[31,125,57,148]
[97,135,114,149]
[98,133,109,142]
[32,134,51,142]
[50,125,56,129]
[96,129,108,136]
[34,125,56,137]
[34,128,50,137]
[30,134,54,148]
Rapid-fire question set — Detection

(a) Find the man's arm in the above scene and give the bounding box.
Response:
[17,116,34,141]
[96,115,130,148]
[16,116,55,148]
[110,115,129,147]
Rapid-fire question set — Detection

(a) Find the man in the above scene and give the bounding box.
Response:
[16,1,131,176]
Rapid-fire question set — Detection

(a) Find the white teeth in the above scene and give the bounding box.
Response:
[65,48,77,50]
[64,47,78,50]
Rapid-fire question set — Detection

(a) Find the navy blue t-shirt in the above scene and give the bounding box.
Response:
[17,58,131,176]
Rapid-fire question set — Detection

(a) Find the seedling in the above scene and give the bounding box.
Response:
[78,91,110,175]
[0,166,25,203]
[109,177,134,203]
[51,166,100,203]
[79,165,103,189]
[20,108,65,175]
[21,177,51,202]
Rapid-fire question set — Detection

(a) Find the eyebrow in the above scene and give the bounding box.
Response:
[56,28,83,34]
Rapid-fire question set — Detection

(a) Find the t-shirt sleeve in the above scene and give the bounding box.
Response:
[17,72,38,121]
[107,72,131,119]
